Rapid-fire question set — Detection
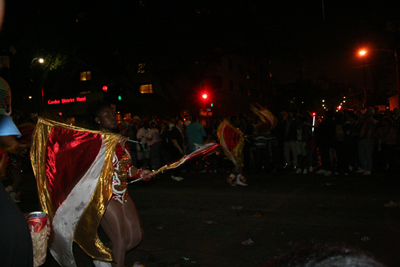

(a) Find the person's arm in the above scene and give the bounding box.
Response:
[171,139,184,155]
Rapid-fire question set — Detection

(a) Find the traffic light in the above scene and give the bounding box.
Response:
[202,93,208,99]
[102,85,108,92]
[211,103,213,107]
[118,95,122,101]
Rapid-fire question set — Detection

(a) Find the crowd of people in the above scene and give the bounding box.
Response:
[112,105,399,182]
[4,104,400,206]
[272,106,399,177]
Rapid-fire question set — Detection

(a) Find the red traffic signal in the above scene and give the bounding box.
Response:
[312,112,316,116]
[202,93,208,99]
[102,85,108,92]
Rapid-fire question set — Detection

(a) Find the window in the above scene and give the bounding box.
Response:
[229,80,234,91]
[80,71,91,81]
[140,84,153,94]
[138,63,146,73]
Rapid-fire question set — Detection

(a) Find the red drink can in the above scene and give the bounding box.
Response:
[27,211,48,233]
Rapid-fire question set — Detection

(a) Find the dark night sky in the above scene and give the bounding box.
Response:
[1,0,400,95]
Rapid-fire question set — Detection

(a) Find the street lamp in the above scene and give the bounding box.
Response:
[358,48,400,109]
[31,57,44,65]
[30,57,45,112]
[358,50,368,108]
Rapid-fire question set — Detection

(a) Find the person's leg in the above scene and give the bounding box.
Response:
[335,141,345,173]
[320,146,330,171]
[235,166,247,186]
[100,200,128,267]
[358,139,367,171]
[283,141,290,166]
[290,141,298,167]
[123,196,143,250]
[261,147,268,171]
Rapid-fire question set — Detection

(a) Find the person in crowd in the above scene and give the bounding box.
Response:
[125,120,139,167]
[282,111,298,171]
[169,116,186,181]
[146,121,162,170]
[376,116,397,175]
[204,132,219,172]
[315,110,336,176]
[252,115,272,173]
[186,115,207,173]
[209,117,220,141]
[136,120,151,169]
[391,108,400,130]
[0,76,34,266]
[333,112,350,175]
[343,109,360,172]
[295,114,312,174]
[184,115,191,127]
[356,107,377,175]
[89,102,153,267]
[160,122,172,166]
[118,120,128,136]
[272,111,286,172]
[0,70,50,266]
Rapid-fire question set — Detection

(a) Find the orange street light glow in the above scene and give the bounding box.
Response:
[359,50,367,56]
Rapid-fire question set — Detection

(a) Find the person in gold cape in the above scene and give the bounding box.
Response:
[217,116,248,186]
[30,102,153,267]
[89,102,154,267]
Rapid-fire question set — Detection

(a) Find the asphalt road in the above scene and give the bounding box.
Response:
[15,168,400,267]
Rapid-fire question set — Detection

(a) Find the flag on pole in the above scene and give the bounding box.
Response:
[250,103,278,134]
[217,118,245,168]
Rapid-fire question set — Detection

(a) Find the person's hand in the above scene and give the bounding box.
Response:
[46,217,51,240]
[119,136,129,148]
[141,169,154,181]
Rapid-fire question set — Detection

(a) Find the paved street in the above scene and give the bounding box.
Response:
[16,169,400,267]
